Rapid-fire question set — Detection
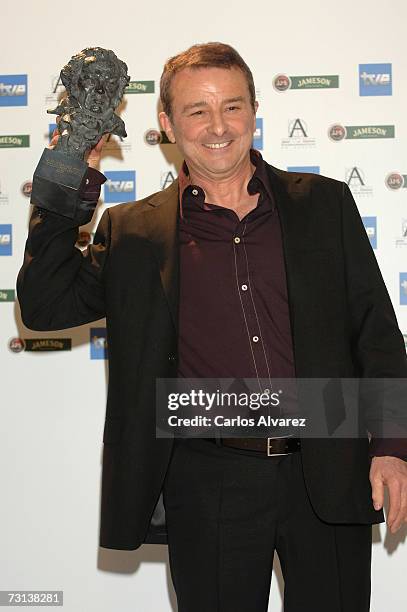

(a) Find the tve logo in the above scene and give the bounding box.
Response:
[287,166,320,174]
[362,216,377,249]
[253,118,263,150]
[104,171,136,203]
[0,75,28,106]
[400,273,407,305]
[0,224,12,256]
[90,328,108,359]
[359,63,392,96]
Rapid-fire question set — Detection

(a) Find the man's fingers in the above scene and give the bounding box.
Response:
[94,136,106,152]
[386,480,401,530]
[371,475,384,511]
[389,485,407,533]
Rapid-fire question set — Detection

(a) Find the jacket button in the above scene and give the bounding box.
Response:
[168,354,176,362]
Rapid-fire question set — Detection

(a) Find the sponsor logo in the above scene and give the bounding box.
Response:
[0,289,15,302]
[328,124,347,141]
[328,124,395,141]
[0,75,28,106]
[160,170,177,190]
[144,129,173,145]
[0,135,30,148]
[8,337,25,353]
[362,216,377,249]
[395,219,407,247]
[386,172,407,190]
[145,129,162,145]
[125,80,155,94]
[346,167,373,198]
[90,328,108,359]
[21,181,32,198]
[103,170,136,203]
[359,63,392,96]
[24,338,72,351]
[0,180,9,206]
[273,73,339,91]
[287,166,320,174]
[0,224,12,256]
[45,75,65,105]
[282,118,316,148]
[400,273,407,305]
[253,118,263,150]
[8,336,70,351]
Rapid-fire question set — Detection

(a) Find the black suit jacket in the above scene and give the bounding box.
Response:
[17,162,407,550]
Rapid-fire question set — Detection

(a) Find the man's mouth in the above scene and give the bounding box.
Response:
[202,141,232,149]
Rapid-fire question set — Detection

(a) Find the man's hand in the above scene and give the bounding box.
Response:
[370,456,407,533]
[49,124,105,170]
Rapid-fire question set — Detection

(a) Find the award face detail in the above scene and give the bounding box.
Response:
[48,47,130,158]
[31,47,130,216]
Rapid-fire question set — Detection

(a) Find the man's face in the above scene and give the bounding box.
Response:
[159,66,258,181]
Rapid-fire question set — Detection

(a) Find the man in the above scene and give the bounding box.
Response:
[18,43,407,611]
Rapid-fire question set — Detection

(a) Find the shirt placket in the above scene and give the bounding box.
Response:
[232,217,272,394]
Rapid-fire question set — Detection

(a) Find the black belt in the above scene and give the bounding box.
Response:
[206,437,301,456]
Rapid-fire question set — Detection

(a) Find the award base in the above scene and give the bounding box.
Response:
[30,149,88,219]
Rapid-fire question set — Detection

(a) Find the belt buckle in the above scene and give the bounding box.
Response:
[267,437,276,456]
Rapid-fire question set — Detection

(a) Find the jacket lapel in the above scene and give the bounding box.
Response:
[265,164,312,375]
[141,180,180,333]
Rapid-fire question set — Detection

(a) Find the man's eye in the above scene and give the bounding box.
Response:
[226,106,239,111]
[191,110,203,116]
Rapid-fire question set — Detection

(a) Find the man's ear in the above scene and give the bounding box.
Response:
[252,101,259,133]
[159,111,176,144]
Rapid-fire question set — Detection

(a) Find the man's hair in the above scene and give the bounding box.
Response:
[160,42,256,119]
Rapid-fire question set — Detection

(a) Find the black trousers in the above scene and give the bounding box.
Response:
[162,438,372,612]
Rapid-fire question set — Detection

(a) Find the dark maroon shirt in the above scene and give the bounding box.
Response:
[177,150,295,390]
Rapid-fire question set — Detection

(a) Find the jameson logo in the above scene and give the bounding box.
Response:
[144,129,173,145]
[0,289,15,301]
[386,172,407,190]
[0,135,30,148]
[329,124,395,141]
[273,73,339,91]
[24,338,72,351]
[125,80,155,94]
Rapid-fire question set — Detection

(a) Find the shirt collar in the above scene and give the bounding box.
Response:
[178,149,275,219]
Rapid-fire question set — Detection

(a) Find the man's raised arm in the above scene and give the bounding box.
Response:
[17,138,109,331]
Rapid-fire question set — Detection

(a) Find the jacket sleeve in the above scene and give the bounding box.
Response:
[17,179,111,331]
[341,182,407,460]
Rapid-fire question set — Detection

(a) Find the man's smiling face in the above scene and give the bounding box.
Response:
[159,66,258,181]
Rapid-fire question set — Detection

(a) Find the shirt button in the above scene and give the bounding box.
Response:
[241,284,248,291]
[191,188,199,196]
[252,335,259,343]
[234,236,241,244]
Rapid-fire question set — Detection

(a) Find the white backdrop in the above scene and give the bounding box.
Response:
[1,0,406,610]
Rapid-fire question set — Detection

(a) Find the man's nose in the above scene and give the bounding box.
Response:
[209,111,227,136]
